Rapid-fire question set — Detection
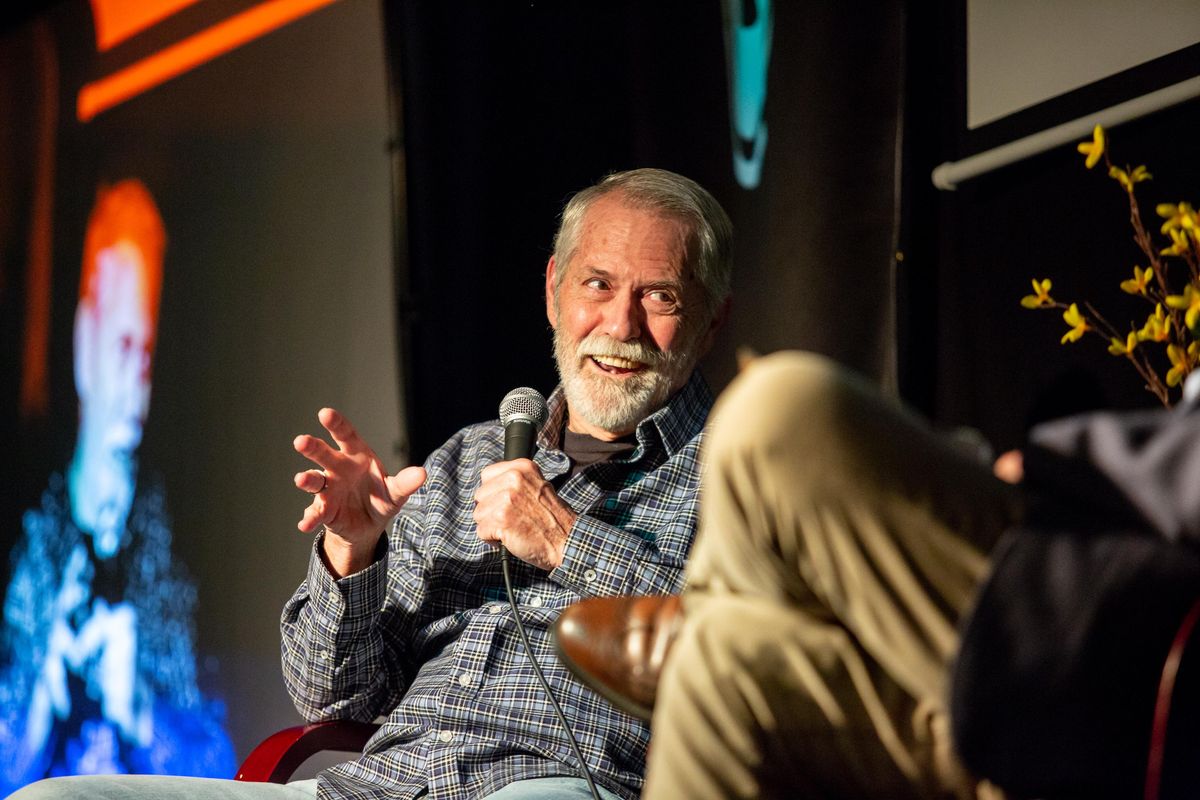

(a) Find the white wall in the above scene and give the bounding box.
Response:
[107,0,404,758]
[967,0,1200,128]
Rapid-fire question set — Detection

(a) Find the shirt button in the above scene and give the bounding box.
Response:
[318,650,331,661]
[528,595,544,608]
[327,590,340,603]
[488,604,502,614]
[438,730,454,743]
[583,569,598,583]
[457,672,472,687]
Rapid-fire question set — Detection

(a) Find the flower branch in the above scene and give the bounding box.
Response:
[1022,125,1200,407]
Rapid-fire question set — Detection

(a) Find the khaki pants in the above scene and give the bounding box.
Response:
[644,352,1021,799]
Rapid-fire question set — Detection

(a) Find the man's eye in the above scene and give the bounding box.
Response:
[647,290,676,305]
[585,278,608,290]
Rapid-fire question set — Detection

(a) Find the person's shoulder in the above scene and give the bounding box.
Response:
[648,371,714,455]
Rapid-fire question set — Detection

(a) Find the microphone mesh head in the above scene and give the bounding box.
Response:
[499,387,549,430]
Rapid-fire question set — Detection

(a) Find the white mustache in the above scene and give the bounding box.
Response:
[575,335,663,367]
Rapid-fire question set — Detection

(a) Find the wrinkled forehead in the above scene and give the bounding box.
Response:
[571,197,695,274]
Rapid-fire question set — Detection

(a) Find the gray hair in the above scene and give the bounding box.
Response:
[551,168,733,316]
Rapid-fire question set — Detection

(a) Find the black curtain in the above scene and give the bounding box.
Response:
[383,0,907,461]
[382,1,731,460]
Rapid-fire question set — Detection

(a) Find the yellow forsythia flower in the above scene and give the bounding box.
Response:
[1166,285,1200,330]
[1109,165,1151,192]
[1139,304,1171,342]
[1161,228,1192,257]
[1020,278,1054,308]
[1077,125,1106,169]
[1166,342,1200,387]
[1061,303,1090,343]
[1157,202,1197,235]
[1108,331,1139,356]
[1120,265,1153,295]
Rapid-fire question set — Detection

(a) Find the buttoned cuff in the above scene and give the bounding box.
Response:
[551,514,649,597]
[307,532,389,626]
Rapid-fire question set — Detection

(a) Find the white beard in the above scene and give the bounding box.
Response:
[553,328,697,434]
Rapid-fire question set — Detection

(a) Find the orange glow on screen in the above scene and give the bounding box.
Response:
[89,0,203,52]
[78,0,339,122]
[80,180,167,345]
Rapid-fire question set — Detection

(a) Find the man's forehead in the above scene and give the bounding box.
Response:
[579,193,689,235]
[571,199,693,273]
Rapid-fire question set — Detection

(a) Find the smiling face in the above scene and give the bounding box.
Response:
[547,193,723,440]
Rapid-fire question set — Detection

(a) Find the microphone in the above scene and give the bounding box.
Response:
[494,386,601,799]
[499,387,549,460]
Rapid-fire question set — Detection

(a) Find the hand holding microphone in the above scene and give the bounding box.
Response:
[473,388,576,571]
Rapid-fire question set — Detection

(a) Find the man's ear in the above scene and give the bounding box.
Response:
[545,255,559,328]
[73,302,95,402]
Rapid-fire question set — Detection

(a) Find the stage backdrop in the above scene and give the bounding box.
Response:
[0,0,403,785]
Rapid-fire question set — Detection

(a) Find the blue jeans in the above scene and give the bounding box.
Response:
[9,776,622,799]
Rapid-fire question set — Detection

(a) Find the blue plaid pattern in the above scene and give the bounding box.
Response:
[280,372,713,800]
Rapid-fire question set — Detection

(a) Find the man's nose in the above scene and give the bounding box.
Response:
[603,292,642,341]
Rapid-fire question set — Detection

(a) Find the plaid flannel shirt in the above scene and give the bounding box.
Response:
[280,371,713,800]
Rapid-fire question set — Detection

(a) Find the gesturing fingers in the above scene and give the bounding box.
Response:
[319,407,367,457]
[292,408,415,549]
[294,469,328,494]
[385,465,427,504]
[297,494,327,534]
[293,433,342,472]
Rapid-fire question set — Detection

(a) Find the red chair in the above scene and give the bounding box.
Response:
[234,721,379,783]
[1145,597,1200,800]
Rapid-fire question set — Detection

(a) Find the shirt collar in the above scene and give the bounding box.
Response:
[539,370,714,457]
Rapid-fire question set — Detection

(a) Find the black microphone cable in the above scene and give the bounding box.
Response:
[497,388,603,800]
[500,551,602,800]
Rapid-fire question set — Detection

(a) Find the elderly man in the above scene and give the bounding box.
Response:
[17,168,732,800]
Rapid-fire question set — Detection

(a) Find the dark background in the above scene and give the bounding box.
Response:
[387,0,903,460]
[900,0,1200,450]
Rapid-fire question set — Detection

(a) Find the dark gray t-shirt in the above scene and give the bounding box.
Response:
[561,428,636,479]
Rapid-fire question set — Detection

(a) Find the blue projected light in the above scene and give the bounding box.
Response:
[724,0,773,190]
[0,181,234,793]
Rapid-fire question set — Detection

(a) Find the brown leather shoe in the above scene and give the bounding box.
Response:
[553,594,683,722]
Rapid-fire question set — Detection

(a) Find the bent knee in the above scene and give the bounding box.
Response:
[706,351,891,479]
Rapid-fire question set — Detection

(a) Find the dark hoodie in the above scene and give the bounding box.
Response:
[951,397,1200,800]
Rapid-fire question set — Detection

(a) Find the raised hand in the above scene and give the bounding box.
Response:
[293,407,426,577]
[473,459,576,571]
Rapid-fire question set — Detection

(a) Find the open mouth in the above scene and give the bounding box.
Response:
[589,354,647,375]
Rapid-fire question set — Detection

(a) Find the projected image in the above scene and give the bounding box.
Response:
[0,180,234,792]
[723,0,772,189]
